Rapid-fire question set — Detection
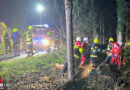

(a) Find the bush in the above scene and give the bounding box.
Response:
[124,46,130,66]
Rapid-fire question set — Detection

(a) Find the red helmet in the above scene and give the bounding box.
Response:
[114,42,118,46]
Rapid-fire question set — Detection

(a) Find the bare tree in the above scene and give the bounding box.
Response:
[64,0,74,80]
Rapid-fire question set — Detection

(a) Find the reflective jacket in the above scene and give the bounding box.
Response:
[4,33,10,43]
[90,43,99,58]
[80,41,88,55]
[26,30,32,44]
[12,32,20,44]
[74,41,81,59]
[106,43,114,55]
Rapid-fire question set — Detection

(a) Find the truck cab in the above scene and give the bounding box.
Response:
[31,25,55,52]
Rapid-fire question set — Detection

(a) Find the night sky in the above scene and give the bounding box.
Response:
[0,0,54,27]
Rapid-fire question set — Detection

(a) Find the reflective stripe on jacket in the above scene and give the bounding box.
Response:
[80,42,88,54]
[74,54,80,59]
[90,43,98,58]
[107,43,113,55]
[26,31,32,44]
[74,41,81,59]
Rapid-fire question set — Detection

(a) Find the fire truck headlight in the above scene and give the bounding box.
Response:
[35,39,39,42]
[41,39,49,45]
[33,39,39,44]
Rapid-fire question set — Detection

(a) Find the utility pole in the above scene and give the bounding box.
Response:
[64,0,74,80]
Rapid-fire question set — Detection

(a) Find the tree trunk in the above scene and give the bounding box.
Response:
[117,31,122,42]
[64,0,74,80]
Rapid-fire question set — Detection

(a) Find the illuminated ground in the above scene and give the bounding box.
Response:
[0,51,48,62]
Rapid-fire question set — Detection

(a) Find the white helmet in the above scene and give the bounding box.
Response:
[76,37,81,41]
[83,37,88,42]
[118,42,122,46]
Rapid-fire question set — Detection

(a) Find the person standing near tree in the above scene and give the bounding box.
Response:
[11,28,20,56]
[103,37,114,64]
[4,32,11,54]
[59,37,81,77]
[26,26,33,57]
[90,38,101,67]
[74,37,81,73]
[80,37,89,65]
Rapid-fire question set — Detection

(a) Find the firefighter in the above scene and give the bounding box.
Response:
[4,32,11,54]
[59,37,81,77]
[11,28,20,56]
[105,37,114,64]
[80,37,89,65]
[90,38,100,67]
[74,37,81,73]
[110,42,121,69]
[26,26,33,57]
[59,60,68,78]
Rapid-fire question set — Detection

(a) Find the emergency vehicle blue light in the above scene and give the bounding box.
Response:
[35,39,39,42]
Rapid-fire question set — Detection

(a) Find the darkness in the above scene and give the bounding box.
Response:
[95,0,117,42]
[0,0,57,27]
[0,0,118,39]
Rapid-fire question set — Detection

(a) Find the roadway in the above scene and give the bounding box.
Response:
[0,51,48,62]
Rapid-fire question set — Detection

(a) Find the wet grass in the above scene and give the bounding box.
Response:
[0,51,65,81]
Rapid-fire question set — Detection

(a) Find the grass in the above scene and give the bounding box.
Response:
[0,51,66,81]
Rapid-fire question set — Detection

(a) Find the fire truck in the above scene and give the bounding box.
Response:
[31,25,55,52]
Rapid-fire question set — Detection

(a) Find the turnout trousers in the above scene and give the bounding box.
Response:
[13,44,20,56]
[111,56,121,69]
[5,43,11,54]
[26,44,33,56]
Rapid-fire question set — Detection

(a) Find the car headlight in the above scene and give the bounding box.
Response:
[41,39,49,45]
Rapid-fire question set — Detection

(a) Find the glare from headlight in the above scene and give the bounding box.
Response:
[35,39,39,42]
[41,39,49,45]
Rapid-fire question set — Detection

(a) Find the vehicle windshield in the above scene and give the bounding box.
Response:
[32,27,48,34]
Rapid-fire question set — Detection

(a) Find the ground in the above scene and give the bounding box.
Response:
[0,51,67,89]
[0,47,130,90]
[5,70,68,90]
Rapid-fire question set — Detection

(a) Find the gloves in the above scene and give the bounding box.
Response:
[93,49,96,52]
